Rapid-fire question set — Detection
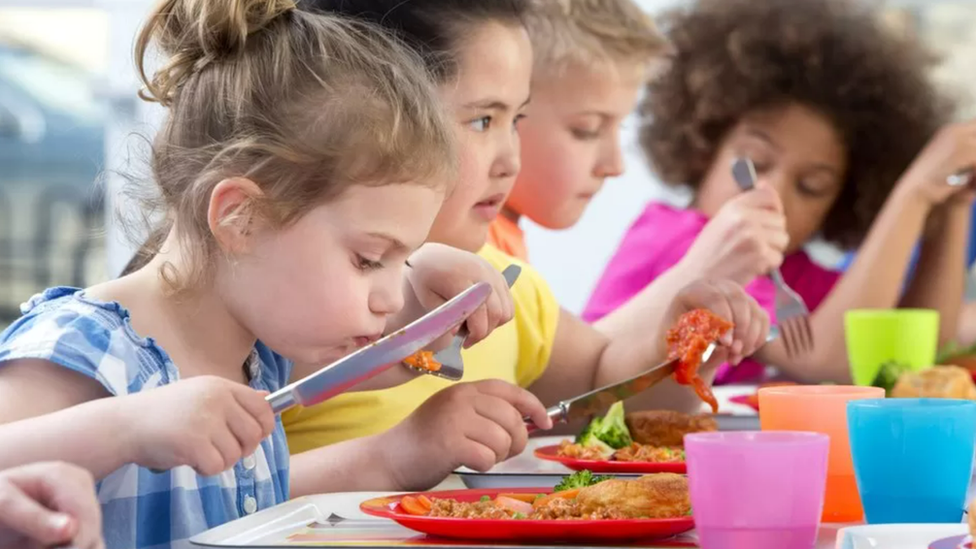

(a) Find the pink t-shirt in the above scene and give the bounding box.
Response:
[583,202,840,384]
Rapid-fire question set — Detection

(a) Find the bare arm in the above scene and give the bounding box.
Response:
[289,433,400,497]
[0,360,134,479]
[899,201,971,343]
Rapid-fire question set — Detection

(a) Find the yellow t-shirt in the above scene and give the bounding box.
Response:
[283,244,561,454]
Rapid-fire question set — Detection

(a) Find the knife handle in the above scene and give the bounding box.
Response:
[524,403,566,433]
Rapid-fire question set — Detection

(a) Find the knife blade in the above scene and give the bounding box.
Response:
[528,343,718,430]
[267,281,492,413]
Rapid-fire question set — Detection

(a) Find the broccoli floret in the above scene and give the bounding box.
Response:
[591,402,633,449]
[553,470,613,492]
[872,361,911,395]
[578,431,614,457]
[575,416,602,444]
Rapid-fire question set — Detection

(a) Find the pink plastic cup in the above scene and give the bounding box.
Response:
[685,431,830,549]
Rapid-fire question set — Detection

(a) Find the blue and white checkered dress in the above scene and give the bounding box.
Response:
[0,287,292,549]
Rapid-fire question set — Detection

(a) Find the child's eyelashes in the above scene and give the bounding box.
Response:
[468,116,491,132]
[513,114,526,131]
[571,128,601,141]
[468,114,525,133]
[354,254,384,272]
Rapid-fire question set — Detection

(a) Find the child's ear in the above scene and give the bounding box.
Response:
[208,177,266,254]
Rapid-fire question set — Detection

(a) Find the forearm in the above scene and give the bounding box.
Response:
[289,433,400,497]
[900,202,970,343]
[758,186,932,382]
[0,398,133,479]
[593,264,690,342]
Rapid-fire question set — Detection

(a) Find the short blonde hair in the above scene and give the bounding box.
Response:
[524,0,671,77]
[130,0,455,289]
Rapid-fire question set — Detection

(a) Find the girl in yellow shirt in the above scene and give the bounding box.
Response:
[286,0,772,493]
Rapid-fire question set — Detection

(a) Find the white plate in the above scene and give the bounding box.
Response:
[835,524,968,549]
[189,492,407,547]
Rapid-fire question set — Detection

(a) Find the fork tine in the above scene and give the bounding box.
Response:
[784,316,813,356]
[799,316,815,353]
[780,319,797,358]
[788,317,808,356]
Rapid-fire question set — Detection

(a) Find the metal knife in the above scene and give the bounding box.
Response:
[267,281,492,413]
[525,344,718,432]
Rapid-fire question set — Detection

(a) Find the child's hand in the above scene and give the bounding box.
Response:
[403,243,515,348]
[665,279,771,367]
[679,188,789,286]
[123,376,276,476]
[0,461,104,549]
[898,120,976,206]
[378,380,552,491]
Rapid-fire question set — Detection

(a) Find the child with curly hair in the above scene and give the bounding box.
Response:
[584,0,976,384]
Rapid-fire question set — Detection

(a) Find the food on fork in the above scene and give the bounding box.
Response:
[556,404,711,462]
[400,471,691,520]
[666,309,733,413]
[403,350,442,372]
[890,365,976,400]
[626,410,718,447]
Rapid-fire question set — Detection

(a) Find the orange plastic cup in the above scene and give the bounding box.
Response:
[758,385,884,523]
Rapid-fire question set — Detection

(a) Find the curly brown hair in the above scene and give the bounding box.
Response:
[641,0,952,248]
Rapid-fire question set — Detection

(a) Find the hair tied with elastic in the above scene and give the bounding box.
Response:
[136,0,298,107]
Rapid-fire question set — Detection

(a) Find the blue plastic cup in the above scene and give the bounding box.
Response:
[847,399,976,524]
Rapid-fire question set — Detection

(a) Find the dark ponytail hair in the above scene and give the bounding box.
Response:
[306,0,529,82]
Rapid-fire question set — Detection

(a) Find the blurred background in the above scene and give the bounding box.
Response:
[0,0,973,330]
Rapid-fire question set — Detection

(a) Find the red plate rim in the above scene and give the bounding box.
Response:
[533,444,687,474]
[360,487,695,528]
[729,394,760,411]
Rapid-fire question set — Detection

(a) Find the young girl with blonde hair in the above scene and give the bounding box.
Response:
[0,0,531,546]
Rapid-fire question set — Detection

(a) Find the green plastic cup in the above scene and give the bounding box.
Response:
[845,309,939,386]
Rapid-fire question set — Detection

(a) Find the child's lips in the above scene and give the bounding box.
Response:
[353,334,381,348]
[473,195,504,221]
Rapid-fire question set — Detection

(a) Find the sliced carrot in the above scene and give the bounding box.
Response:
[532,495,552,509]
[498,493,537,504]
[495,496,534,515]
[555,488,581,499]
[416,495,433,510]
[400,496,429,516]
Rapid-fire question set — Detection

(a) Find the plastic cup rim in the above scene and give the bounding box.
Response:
[848,398,976,410]
[844,308,939,318]
[685,430,828,447]
[758,385,885,398]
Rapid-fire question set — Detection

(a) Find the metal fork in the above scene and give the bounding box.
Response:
[731,157,814,358]
[417,264,522,381]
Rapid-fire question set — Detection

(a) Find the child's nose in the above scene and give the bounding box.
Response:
[597,142,625,178]
[368,281,404,317]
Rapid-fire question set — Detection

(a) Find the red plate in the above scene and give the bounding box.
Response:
[360,487,695,542]
[729,394,760,411]
[533,445,687,474]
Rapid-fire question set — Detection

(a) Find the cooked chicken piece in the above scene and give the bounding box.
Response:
[576,473,690,519]
[625,410,718,447]
[890,366,976,400]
